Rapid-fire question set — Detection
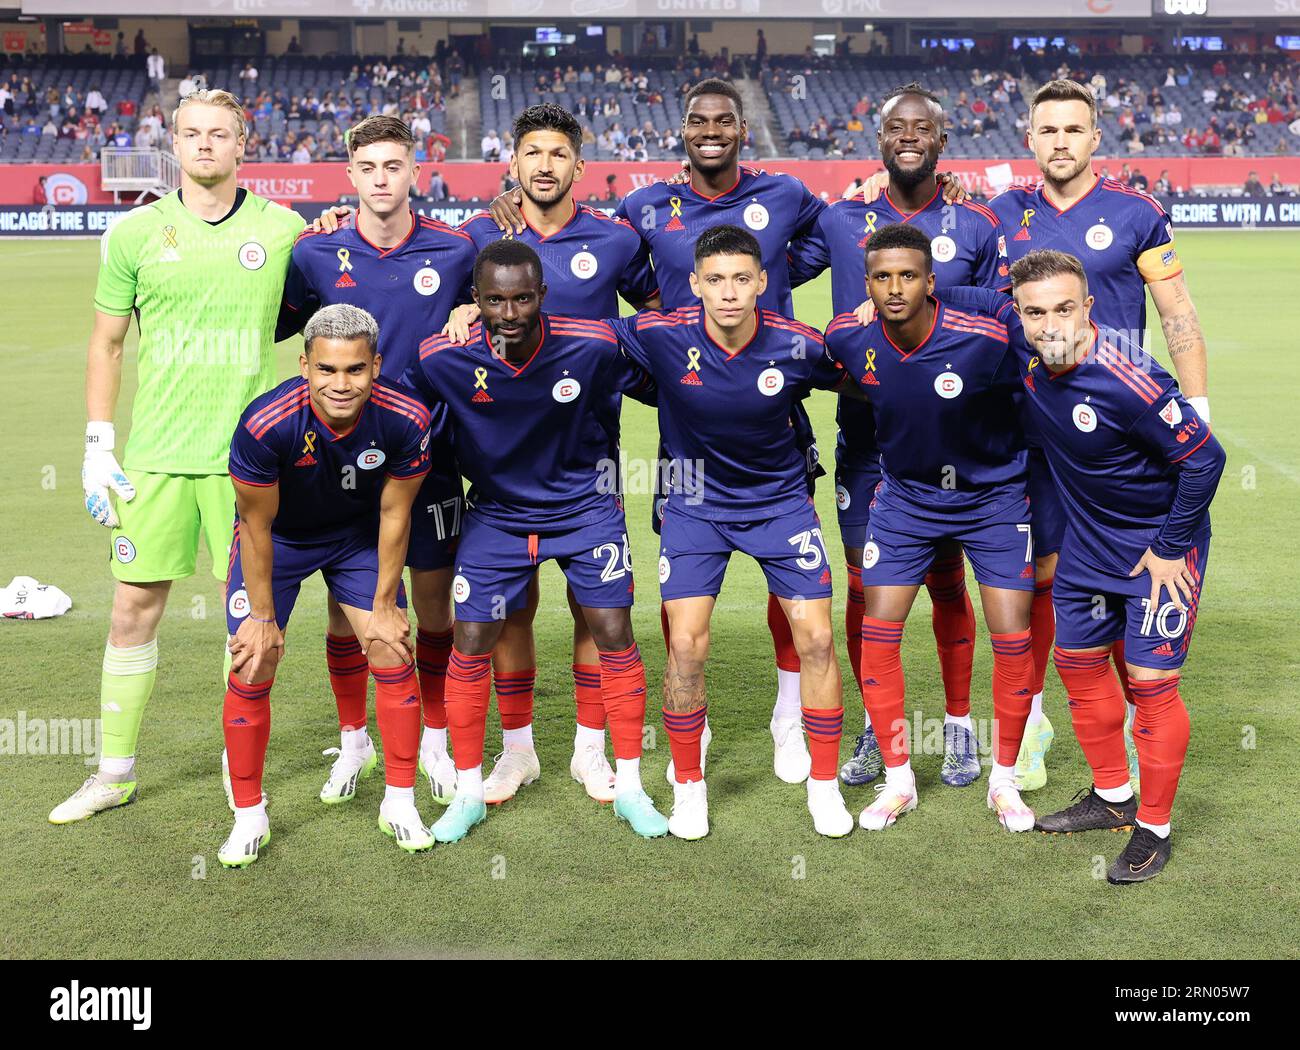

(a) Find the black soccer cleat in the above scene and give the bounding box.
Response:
[1035,786,1137,834]
[1107,826,1172,885]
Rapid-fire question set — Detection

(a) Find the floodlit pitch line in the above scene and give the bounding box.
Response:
[1214,427,1300,486]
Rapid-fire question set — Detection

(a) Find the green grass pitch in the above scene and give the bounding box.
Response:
[1,231,1296,959]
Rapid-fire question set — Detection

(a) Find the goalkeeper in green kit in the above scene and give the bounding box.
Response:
[50,89,307,823]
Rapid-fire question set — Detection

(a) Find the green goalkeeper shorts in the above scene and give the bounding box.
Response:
[109,472,237,584]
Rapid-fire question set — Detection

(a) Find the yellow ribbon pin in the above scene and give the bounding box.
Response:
[669,196,683,218]
[337,248,353,273]
[302,430,316,454]
[864,347,877,372]
[162,225,177,248]
[685,347,701,372]
[864,211,877,236]
[474,366,489,390]
[1021,209,1035,228]
[1028,356,1040,375]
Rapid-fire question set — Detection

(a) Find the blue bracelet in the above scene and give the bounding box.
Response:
[248,614,275,624]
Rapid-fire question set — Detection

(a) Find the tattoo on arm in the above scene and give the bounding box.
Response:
[1161,307,1202,359]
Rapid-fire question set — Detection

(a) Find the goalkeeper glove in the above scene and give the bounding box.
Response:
[82,421,135,528]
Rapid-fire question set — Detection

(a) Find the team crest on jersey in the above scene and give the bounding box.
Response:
[472,366,493,403]
[1072,403,1099,432]
[681,346,703,386]
[664,196,686,232]
[553,376,582,403]
[1014,208,1034,242]
[931,235,957,263]
[1086,223,1114,251]
[743,201,770,231]
[238,241,267,270]
[1159,397,1183,427]
[357,448,386,470]
[413,266,440,296]
[835,485,851,511]
[570,250,598,279]
[757,366,784,396]
[934,371,963,399]
[113,536,136,563]
[227,588,249,619]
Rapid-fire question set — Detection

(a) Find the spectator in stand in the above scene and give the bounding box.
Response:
[853,95,871,118]
[604,173,619,201]
[240,62,259,91]
[756,29,767,64]
[292,138,312,164]
[1201,126,1222,154]
[481,127,501,161]
[85,84,107,116]
[1119,163,1134,185]
[147,49,165,91]
[1166,102,1182,125]
[41,115,57,137]
[427,170,448,201]
[111,123,131,147]
[1181,127,1202,151]
[1130,168,1149,192]
[1269,172,1286,194]
[500,132,515,166]
[133,29,147,57]
[287,35,302,55]
[34,175,47,205]
[115,32,126,60]
[21,117,39,136]
[1243,171,1265,195]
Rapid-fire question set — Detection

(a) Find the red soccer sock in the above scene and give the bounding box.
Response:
[925,556,975,718]
[573,663,605,731]
[223,673,273,809]
[1053,647,1129,790]
[599,645,648,761]
[1111,640,1137,708]
[990,629,1034,767]
[860,617,908,767]
[802,706,844,781]
[1130,676,1190,826]
[767,592,801,673]
[371,662,420,788]
[445,648,492,771]
[663,705,707,783]
[415,627,453,730]
[495,667,536,730]
[659,602,671,654]
[1030,577,1056,697]
[844,564,865,697]
[326,632,368,731]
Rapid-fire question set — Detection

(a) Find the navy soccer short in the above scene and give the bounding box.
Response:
[225,522,406,634]
[861,484,1034,591]
[1053,532,1210,671]
[452,500,634,622]
[406,469,464,572]
[658,499,833,602]
[834,463,882,543]
[1026,445,1065,558]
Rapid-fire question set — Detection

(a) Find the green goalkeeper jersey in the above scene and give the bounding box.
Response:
[93,189,305,475]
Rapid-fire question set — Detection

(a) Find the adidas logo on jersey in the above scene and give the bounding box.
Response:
[472,390,493,403]
[664,214,685,232]
[861,372,880,386]
[680,371,703,386]
[1014,227,1031,241]
[295,453,318,467]
[335,273,357,288]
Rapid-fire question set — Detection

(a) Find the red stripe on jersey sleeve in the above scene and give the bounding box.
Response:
[1169,428,1212,464]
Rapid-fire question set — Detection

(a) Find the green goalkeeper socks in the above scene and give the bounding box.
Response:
[99,639,159,761]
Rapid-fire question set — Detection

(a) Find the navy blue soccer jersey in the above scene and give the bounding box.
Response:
[824,297,1026,519]
[988,176,1182,344]
[939,286,1225,577]
[460,202,658,317]
[613,166,825,312]
[405,314,654,533]
[610,306,849,521]
[230,376,433,542]
[283,211,477,380]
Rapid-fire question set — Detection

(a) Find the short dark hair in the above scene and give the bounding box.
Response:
[1009,248,1089,296]
[684,78,743,119]
[346,114,414,155]
[513,102,583,153]
[864,223,932,272]
[881,81,945,125]
[693,223,761,267]
[1030,78,1098,128]
[473,239,544,290]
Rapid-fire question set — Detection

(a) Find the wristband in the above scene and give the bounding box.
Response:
[248,614,276,624]
[86,420,115,452]
[1188,395,1210,423]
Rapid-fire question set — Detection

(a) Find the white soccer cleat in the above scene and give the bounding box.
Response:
[319,736,379,804]
[807,778,854,837]
[858,780,918,831]
[987,781,1035,833]
[419,749,457,806]
[49,773,138,825]
[771,717,813,784]
[221,749,267,812]
[483,745,541,805]
[668,778,709,840]
[218,813,271,868]
[377,799,435,852]
[665,720,712,785]
[570,744,617,803]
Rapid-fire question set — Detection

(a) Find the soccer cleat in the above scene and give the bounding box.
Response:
[807,779,854,838]
[613,790,670,838]
[771,717,813,784]
[1014,714,1054,791]
[839,727,884,786]
[431,794,487,843]
[221,749,267,812]
[319,737,379,804]
[483,745,541,804]
[858,780,918,831]
[418,750,457,806]
[49,774,138,824]
[940,723,982,787]
[218,816,271,869]
[986,780,1035,832]
[1107,826,1172,885]
[377,801,435,852]
[665,720,712,785]
[570,744,617,803]
[1035,786,1137,835]
[667,778,709,840]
